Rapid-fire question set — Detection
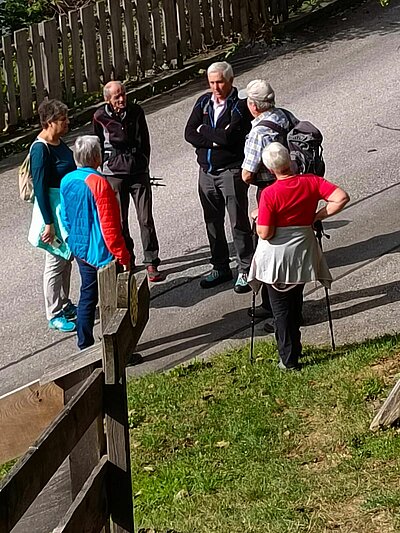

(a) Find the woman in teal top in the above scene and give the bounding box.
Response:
[30,99,77,332]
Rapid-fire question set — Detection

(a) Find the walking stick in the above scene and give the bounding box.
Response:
[314,220,336,351]
[250,290,256,363]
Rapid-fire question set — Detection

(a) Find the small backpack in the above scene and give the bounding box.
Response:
[258,110,326,177]
[18,138,49,202]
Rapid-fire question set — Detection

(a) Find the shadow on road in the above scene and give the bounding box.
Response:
[305,280,400,325]
[137,308,250,363]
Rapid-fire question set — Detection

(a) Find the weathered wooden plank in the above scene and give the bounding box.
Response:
[40,19,62,100]
[104,376,134,533]
[40,343,102,385]
[136,0,153,72]
[123,0,138,77]
[59,15,73,104]
[187,0,202,50]
[108,0,125,80]
[231,0,241,33]
[211,0,222,42]
[98,261,118,337]
[2,34,18,126]
[201,0,213,46]
[0,66,6,132]
[0,381,64,464]
[62,367,106,500]
[103,274,149,383]
[30,23,46,105]
[370,379,400,431]
[240,0,249,41]
[14,29,33,121]
[81,4,100,92]
[175,0,188,57]
[53,456,109,533]
[162,0,179,61]
[69,10,84,98]
[221,0,231,37]
[150,0,164,66]
[0,369,103,532]
[97,1,112,83]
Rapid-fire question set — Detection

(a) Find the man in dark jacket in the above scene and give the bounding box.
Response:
[184,62,254,292]
[93,81,162,282]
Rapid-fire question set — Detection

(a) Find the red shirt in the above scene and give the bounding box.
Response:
[258,174,338,227]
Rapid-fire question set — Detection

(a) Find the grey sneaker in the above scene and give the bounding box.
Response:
[200,269,233,289]
[234,272,252,294]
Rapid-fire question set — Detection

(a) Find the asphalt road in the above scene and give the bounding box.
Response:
[1,0,400,396]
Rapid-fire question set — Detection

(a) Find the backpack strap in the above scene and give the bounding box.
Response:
[256,120,287,137]
[29,137,50,155]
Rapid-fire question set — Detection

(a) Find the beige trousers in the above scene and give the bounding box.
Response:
[43,251,73,320]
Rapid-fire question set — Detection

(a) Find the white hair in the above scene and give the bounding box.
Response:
[74,135,102,168]
[262,142,291,172]
[207,61,234,81]
[248,98,274,112]
[103,80,125,100]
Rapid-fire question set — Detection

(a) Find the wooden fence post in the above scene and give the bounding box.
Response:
[40,19,62,100]
[81,4,100,92]
[2,34,18,127]
[108,0,125,80]
[14,29,33,121]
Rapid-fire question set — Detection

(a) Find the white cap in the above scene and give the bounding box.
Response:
[238,79,275,104]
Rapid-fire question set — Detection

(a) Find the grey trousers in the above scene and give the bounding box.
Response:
[43,251,73,320]
[106,174,160,267]
[198,167,254,273]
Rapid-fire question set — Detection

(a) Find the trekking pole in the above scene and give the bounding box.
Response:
[150,176,166,187]
[249,219,258,364]
[314,220,336,351]
[250,290,256,364]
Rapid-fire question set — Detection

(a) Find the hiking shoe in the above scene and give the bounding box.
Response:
[248,305,273,319]
[49,315,76,332]
[63,302,77,320]
[146,265,163,282]
[200,269,233,289]
[234,272,252,294]
[278,360,300,372]
[263,320,275,334]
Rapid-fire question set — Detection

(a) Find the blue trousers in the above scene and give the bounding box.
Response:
[76,257,98,350]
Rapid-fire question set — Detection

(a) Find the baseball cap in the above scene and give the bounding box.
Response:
[238,79,275,104]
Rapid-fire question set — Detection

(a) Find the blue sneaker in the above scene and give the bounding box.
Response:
[200,269,233,289]
[234,272,252,294]
[49,315,76,332]
[63,302,77,320]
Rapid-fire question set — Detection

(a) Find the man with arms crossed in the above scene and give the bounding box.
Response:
[185,62,254,293]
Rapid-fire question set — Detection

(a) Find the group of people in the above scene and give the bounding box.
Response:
[29,81,162,350]
[185,61,349,370]
[28,61,349,370]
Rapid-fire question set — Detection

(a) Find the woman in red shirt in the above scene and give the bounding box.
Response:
[248,143,349,370]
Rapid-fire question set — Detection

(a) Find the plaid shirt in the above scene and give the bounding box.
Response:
[242,108,294,185]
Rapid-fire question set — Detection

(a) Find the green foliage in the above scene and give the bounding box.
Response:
[127,334,400,532]
[0,0,53,34]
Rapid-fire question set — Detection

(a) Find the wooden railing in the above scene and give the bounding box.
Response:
[0,0,291,131]
[0,262,150,532]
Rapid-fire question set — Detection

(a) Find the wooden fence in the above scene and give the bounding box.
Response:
[0,262,150,532]
[0,0,290,131]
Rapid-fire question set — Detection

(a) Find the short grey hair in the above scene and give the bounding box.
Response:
[262,142,291,172]
[207,61,234,81]
[103,80,125,100]
[73,135,102,168]
[38,99,68,129]
[248,97,274,112]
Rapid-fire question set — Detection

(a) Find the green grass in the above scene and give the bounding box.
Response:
[127,334,400,533]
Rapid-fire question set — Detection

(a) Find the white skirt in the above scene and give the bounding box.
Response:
[248,226,332,292]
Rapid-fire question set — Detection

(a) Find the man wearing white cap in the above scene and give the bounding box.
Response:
[239,79,298,326]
